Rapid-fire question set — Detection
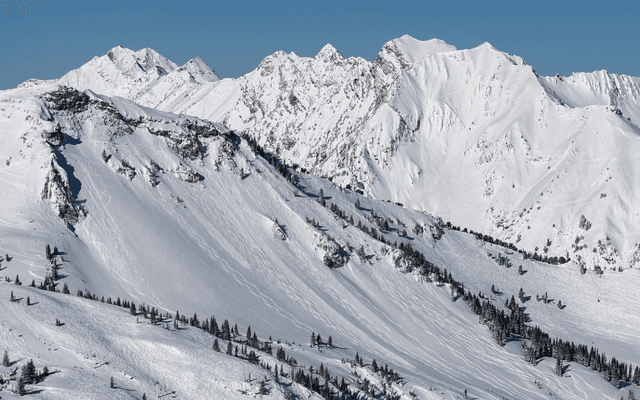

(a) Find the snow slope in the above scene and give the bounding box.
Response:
[0,83,638,399]
[56,37,640,273]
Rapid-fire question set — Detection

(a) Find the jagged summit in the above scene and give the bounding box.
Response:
[315,43,344,62]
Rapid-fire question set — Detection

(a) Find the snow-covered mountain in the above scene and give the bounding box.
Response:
[0,79,639,399]
[57,35,640,273]
[2,37,640,399]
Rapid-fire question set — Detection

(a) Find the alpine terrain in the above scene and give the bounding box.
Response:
[0,36,637,399]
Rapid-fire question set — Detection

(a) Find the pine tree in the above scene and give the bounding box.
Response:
[10,291,15,302]
[213,339,220,352]
[110,376,115,388]
[355,199,360,209]
[3,349,10,367]
[14,275,20,285]
[45,244,51,260]
[129,302,136,316]
[318,189,326,207]
[62,282,70,294]
[16,375,26,395]
[518,287,525,302]
[227,341,233,356]
[518,265,523,275]
[258,376,269,395]
[55,318,62,327]
[21,359,36,384]
[327,336,333,348]
[310,332,316,348]
[557,300,563,309]
[555,357,563,376]
[222,320,231,340]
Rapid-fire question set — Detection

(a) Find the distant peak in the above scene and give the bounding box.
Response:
[180,57,220,82]
[106,46,134,63]
[475,42,497,51]
[316,44,344,62]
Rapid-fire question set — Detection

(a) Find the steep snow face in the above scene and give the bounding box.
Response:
[1,84,640,400]
[56,37,640,271]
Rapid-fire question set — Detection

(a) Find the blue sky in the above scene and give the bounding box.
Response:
[1,0,639,90]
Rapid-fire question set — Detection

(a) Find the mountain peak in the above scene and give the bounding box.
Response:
[316,44,344,62]
[180,57,220,82]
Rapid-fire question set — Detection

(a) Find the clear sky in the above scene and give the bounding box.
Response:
[1,0,639,90]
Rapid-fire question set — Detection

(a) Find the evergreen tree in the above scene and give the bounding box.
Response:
[62,282,70,294]
[21,359,36,384]
[3,349,10,367]
[213,339,220,352]
[10,291,15,302]
[45,244,51,260]
[557,300,563,309]
[555,357,563,377]
[110,376,115,388]
[129,302,137,316]
[258,377,269,395]
[16,375,26,396]
[355,199,360,209]
[227,341,233,356]
[518,265,523,275]
[222,320,231,340]
[15,275,21,285]
[318,189,326,207]
[310,332,316,348]
[327,336,333,348]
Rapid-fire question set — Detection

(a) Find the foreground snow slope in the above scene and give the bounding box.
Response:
[56,36,640,273]
[0,84,638,399]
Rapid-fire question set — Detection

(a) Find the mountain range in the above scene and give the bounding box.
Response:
[0,36,638,399]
